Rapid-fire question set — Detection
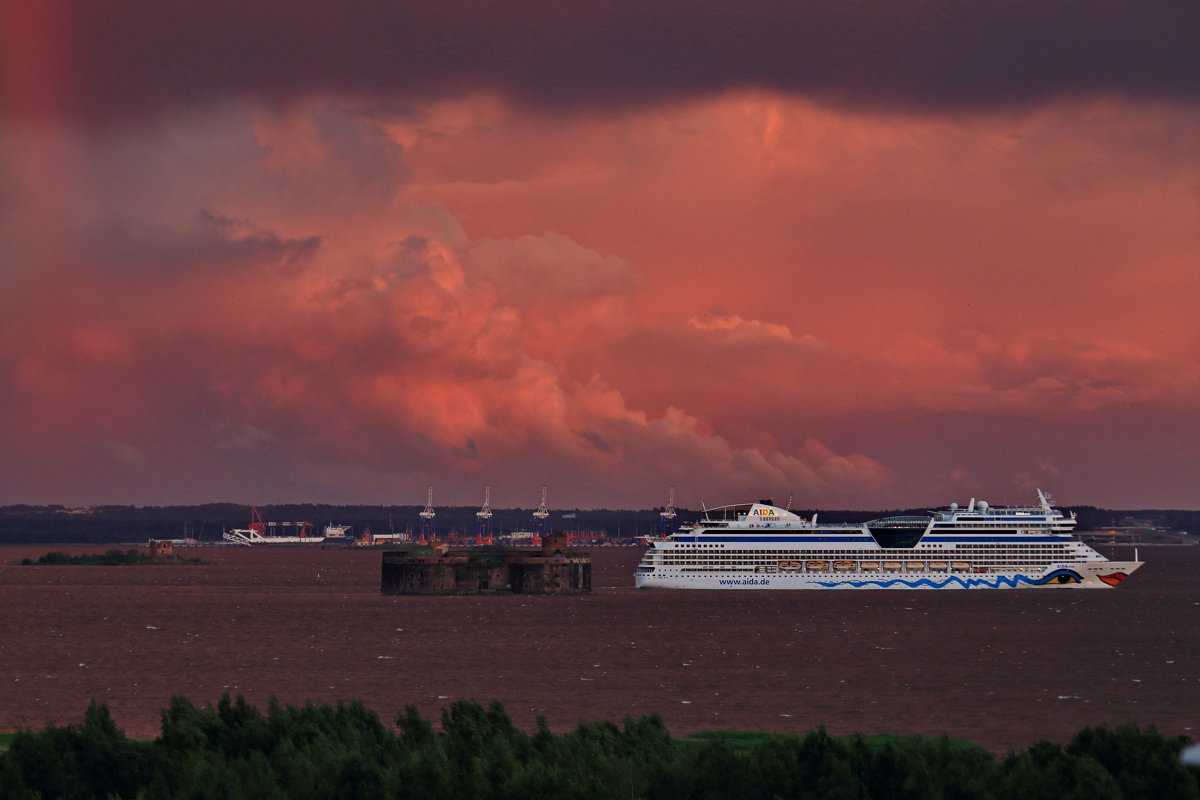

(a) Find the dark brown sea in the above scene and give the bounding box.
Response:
[0,544,1195,752]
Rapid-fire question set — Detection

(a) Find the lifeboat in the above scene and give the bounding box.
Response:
[950,561,970,571]
[861,561,880,571]
[929,561,948,571]
[833,560,855,572]
[905,562,925,571]
[806,560,829,572]
[883,561,902,571]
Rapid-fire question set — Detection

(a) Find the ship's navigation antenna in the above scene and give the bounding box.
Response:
[659,485,678,536]
[532,485,550,536]
[419,485,436,539]
[476,486,493,540]
[1036,488,1053,512]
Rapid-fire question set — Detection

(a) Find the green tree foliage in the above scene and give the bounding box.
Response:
[0,697,1196,799]
[2,701,156,799]
[1066,723,1200,800]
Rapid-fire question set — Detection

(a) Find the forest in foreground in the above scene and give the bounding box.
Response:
[0,696,1195,800]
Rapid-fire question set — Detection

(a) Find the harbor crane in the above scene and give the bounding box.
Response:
[476,486,494,543]
[532,485,551,537]
[419,485,436,541]
[659,485,678,536]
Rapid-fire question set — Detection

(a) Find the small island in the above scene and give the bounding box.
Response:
[20,546,205,566]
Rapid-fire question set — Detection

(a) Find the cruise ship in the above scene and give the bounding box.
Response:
[634,490,1141,589]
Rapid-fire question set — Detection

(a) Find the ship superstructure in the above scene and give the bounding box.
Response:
[634,490,1141,589]
[222,507,329,546]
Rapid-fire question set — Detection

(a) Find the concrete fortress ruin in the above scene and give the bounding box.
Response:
[380,534,591,595]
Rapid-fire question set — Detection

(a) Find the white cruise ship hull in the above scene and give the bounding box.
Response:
[635,560,1142,590]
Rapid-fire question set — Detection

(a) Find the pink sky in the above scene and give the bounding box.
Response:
[1,2,1198,509]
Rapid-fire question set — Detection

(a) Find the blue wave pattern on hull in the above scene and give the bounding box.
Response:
[814,568,1083,589]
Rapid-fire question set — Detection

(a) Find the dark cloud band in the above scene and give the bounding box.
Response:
[36,0,1200,123]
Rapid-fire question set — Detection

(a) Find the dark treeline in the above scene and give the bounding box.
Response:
[1,503,1197,545]
[0,696,1195,799]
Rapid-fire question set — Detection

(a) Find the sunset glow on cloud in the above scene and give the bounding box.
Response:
[2,2,1198,509]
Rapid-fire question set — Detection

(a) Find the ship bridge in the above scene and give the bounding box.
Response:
[866,515,932,549]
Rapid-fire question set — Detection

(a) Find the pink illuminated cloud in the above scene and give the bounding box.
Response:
[1,4,1198,509]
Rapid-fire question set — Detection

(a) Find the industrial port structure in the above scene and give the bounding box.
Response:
[211,485,662,550]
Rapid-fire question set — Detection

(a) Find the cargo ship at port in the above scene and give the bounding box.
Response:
[634,490,1142,589]
[222,507,348,546]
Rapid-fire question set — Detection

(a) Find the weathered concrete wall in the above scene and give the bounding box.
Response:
[149,540,175,559]
[507,557,591,594]
[381,550,590,595]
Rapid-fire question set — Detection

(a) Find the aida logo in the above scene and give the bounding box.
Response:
[752,508,777,516]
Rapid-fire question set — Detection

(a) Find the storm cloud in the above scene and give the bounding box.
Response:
[1,2,1197,509]
[16,0,1200,125]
